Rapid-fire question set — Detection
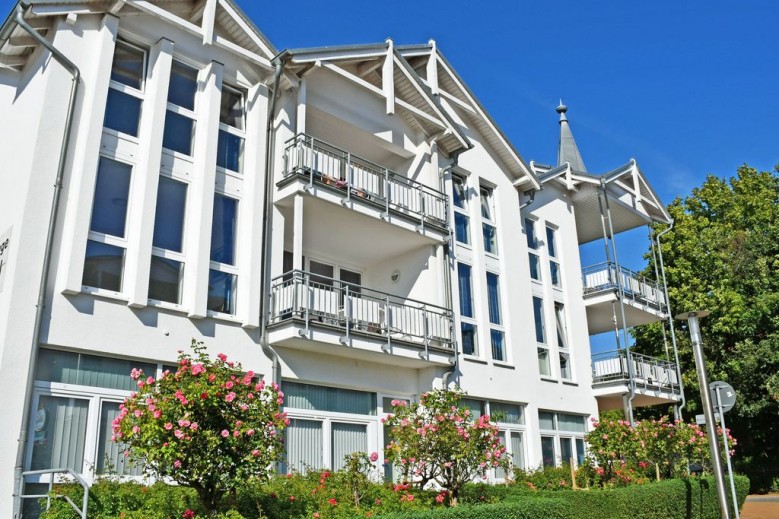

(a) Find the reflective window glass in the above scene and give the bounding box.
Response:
[83,240,124,292]
[168,61,198,110]
[90,158,132,238]
[210,194,238,265]
[220,86,245,130]
[454,212,470,244]
[217,130,244,173]
[149,256,183,304]
[162,110,195,155]
[104,89,142,136]
[152,176,187,252]
[207,269,236,314]
[110,41,145,90]
[461,322,477,355]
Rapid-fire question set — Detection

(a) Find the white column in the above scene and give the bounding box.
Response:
[296,77,306,134]
[383,39,395,115]
[55,14,118,294]
[292,194,304,271]
[183,61,223,318]
[237,82,269,329]
[125,38,174,307]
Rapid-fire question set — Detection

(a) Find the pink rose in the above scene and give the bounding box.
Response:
[221,429,229,438]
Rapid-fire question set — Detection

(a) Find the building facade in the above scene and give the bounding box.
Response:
[0,1,682,516]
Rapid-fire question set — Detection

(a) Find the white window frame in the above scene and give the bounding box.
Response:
[457,261,479,358]
[538,412,587,469]
[216,83,247,177]
[555,302,573,381]
[546,225,562,289]
[103,39,147,143]
[162,59,200,159]
[485,269,507,363]
[451,174,471,247]
[207,190,240,317]
[525,217,541,283]
[479,184,498,257]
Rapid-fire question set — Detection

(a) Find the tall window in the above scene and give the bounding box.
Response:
[480,186,497,255]
[533,296,551,376]
[555,302,572,380]
[208,194,238,314]
[538,411,586,468]
[525,218,541,281]
[162,61,198,156]
[83,157,133,292]
[217,85,246,173]
[104,40,146,137]
[452,175,470,245]
[457,263,477,356]
[547,226,561,288]
[486,272,505,361]
[149,176,187,304]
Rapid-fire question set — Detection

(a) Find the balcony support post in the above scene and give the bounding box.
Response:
[339,284,350,345]
[299,271,311,339]
[382,295,391,353]
[381,168,390,220]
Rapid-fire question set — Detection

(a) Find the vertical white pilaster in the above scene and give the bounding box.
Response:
[383,39,394,115]
[237,82,269,329]
[426,39,438,96]
[125,38,174,308]
[296,77,306,134]
[292,194,304,271]
[270,205,286,279]
[55,14,118,294]
[184,61,223,318]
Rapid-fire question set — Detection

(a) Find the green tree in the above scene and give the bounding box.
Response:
[634,164,779,489]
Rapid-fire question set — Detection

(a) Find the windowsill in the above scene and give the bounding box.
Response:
[540,376,559,383]
[102,127,140,144]
[562,380,578,387]
[492,361,515,369]
[455,242,472,251]
[206,310,242,323]
[484,251,499,260]
[148,299,187,314]
[531,278,543,286]
[217,166,244,179]
[462,355,488,365]
[161,147,194,163]
[81,286,129,302]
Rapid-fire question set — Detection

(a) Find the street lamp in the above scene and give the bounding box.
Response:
[676,311,730,519]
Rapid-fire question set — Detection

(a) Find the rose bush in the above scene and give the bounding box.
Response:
[113,340,289,513]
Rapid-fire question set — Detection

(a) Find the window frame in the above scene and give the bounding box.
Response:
[479,184,498,256]
[537,411,588,468]
[452,174,471,247]
[457,262,479,357]
[148,171,189,307]
[103,39,147,141]
[207,191,240,317]
[485,270,506,362]
[546,225,562,288]
[216,83,247,175]
[162,59,200,158]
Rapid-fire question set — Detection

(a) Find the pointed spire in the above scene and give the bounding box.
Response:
[556,101,587,172]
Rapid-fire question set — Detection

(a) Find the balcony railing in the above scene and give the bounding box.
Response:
[582,262,667,311]
[592,350,680,394]
[282,134,449,229]
[268,270,454,355]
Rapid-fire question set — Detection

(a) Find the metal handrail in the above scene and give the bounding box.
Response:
[19,468,89,519]
[581,261,667,310]
[268,270,454,352]
[591,349,680,394]
[282,134,449,226]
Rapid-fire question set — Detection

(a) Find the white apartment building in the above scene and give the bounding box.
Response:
[0,1,683,516]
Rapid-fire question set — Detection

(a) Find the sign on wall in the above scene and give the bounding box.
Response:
[0,227,11,293]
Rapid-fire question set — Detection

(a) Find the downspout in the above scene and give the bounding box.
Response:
[11,6,81,518]
[519,188,537,210]
[656,220,685,419]
[258,54,287,385]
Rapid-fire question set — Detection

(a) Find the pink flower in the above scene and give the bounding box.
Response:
[153,410,162,419]
[225,381,234,390]
[369,452,379,462]
[252,449,260,457]
[246,429,255,436]
[134,409,142,417]
[146,376,155,385]
[130,368,142,380]
[132,425,140,434]
[190,422,199,430]
[221,429,229,438]
[225,392,237,402]
[435,493,445,503]
[217,353,227,362]
[208,374,216,382]
[164,422,173,430]
[328,498,337,505]
[174,460,182,468]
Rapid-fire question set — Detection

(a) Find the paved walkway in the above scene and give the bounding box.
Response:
[741,494,779,519]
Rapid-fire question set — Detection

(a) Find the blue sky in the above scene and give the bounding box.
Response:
[4,0,774,267]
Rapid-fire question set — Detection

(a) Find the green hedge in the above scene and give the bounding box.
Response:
[376,497,569,519]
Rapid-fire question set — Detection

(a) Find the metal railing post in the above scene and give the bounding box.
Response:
[340,284,351,345]
[302,272,311,338]
[382,168,390,219]
[383,295,391,352]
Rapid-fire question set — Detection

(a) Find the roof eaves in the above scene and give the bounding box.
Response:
[221,0,278,57]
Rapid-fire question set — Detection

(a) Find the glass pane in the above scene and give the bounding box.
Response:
[162,110,195,155]
[283,381,376,415]
[538,411,555,430]
[557,413,586,433]
[111,41,145,89]
[529,253,541,281]
[576,438,586,466]
[495,431,507,479]
[220,87,244,129]
[104,89,142,136]
[31,395,89,471]
[525,218,537,250]
[285,419,323,474]
[479,187,492,220]
[461,322,477,356]
[486,272,501,324]
[560,437,574,466]
[149,256,183,304]
[511,432,525,470]
[454,212,470,244]
[35,349,155,391]
[168,61,198,110]
[533,297,545,343]
[97,402,143,475]
[211,194,238,265]
[460,398,484,417]
[381,397,409,411]
[339,268,362,293]
[546,227,557,257]
[555,303,567,348]
[457,263,473,317]
[207,270,236,314]
[483,223,497,254]
[217,130,244,173]
[560,353,571,380]
[550,261,561,287]
[83,240,124,292]
[541,436,556,468]
[331,422,368,471]
[491,402,523,424]
[452,176,466,208]
[490,329,505,361]
[538,348,551,376]
[309,260,334,287]
[153,176,187,252]
[90,157,132,237]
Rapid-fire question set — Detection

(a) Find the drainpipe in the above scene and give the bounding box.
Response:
[10,6,81,517]
[258,53,288,385]
[519,188,537,210]
[656,220,685,419]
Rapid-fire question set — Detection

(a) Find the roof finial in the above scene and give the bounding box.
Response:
[556,101,587,172]
[556,99,568,122]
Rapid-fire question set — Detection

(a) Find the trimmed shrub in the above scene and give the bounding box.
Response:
[375,497,569,519]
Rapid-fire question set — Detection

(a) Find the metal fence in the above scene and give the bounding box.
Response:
[269,270,454,354]
[592,349,681,394]
[582,261,667,311]
[19,468,90,518]
[283,134,448,228]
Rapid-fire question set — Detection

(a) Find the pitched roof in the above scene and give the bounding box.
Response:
[556,102,587,172]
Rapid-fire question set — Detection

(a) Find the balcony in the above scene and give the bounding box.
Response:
[279,134,449,235]
[267,270,454,367]
[591,350,681,411]
[582,262,668,334]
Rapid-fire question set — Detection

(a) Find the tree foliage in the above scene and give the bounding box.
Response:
[634,164,779,486]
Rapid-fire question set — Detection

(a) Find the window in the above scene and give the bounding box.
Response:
[452,175,470,245]
[538,411,587,468]
[486,272,505,361]
[496,430,525,478]
[458,263,477,356]
[480,186,497,255]
[162,61,198,156]
[555,303,572,380]
[149,176,187,304]
[525,218,540,281]
[547,226,561,288]
[104,41,146,137]
[534,297,551,376]
[83,157,133,292]
[208,193,238,314]
[217,85,246,173]
[525,218,538,250]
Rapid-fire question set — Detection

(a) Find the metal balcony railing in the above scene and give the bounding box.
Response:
[592,350,681,395]
[582,262,667,311]
[19,468,90,518]
[282,134,449,229]
[269,270,454,356]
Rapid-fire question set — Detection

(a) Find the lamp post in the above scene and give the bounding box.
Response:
[676,311,730,519]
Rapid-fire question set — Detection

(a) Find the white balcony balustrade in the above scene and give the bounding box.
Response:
[591,350,680,395]
[582,262,667,312]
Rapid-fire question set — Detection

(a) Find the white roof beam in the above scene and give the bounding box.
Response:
[7,35,37,48]
[356,59,382,77]
[201,0,217,45]
[217,0,275,59]
[438,88,476,114]
[0,55,26,68]
[108,0,126,15]
[383,39,394,115]
[426,39,438,96]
